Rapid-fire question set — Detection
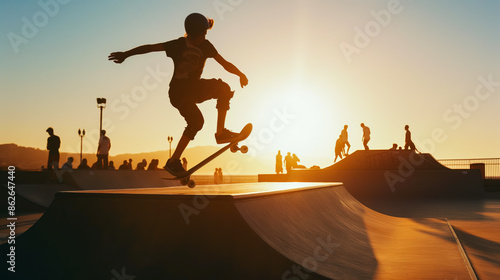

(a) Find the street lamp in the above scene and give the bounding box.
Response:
[168,136,173,159]
[96,98,107,133]
[78,129,86,163]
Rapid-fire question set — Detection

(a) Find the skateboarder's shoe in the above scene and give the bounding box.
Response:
[164,158,187,177]
[215,128,240,144]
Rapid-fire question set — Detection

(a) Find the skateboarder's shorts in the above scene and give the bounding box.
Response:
[169,78,234,140]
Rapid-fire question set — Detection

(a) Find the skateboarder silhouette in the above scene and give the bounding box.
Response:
[108,13,248,176]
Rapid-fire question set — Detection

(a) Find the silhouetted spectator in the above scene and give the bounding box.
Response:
[340,125,350,156]
[46,127,60,170]
[334,135,344,163]
[119,160,128,170]
[291,154,298,168]
[389,143,398,150]
[275,150,283,174]
[214,168,220,184]
[108,161,116,170]
[91,161,99,169]
[148,159,158,170]
[292,154,305,168]
[61,157,74,170]
[284,152,293,173]
[97,130,111,169]
[361,123,370,150]
[404,125,416,150]
[218,168,223,184]
[136,159,147,170]
[127,159,133,170]
[78,158,91,170]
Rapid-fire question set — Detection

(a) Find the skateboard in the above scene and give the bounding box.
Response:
[164,123,252,188]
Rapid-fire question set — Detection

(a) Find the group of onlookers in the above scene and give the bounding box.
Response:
[275,151,305,174]
[45,127,182,171]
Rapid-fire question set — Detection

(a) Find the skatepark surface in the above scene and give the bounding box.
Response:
[280,150,486,199]
[2,150,499,279]
[0,170,179,213]
[2,182,495,279]
[255,150,500,279]
[363,197,500,280]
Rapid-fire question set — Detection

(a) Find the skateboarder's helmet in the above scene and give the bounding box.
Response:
[185,13,214,36]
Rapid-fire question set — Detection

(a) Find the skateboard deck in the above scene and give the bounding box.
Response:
[163,123,252,188]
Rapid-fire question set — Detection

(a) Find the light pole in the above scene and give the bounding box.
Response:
[168,136,173,159]
[96,98,107,133]
[78,129,86,163]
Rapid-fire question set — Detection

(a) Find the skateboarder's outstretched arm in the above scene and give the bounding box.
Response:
[214,54,248,88]
[108,43,164,64]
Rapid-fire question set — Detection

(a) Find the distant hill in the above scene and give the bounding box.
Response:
[0,144,48,170]
[0,143,272,175]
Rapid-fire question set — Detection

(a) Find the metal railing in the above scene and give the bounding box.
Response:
[437,158,500,179]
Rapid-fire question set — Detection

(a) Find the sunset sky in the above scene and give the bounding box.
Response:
[1,0,499,168]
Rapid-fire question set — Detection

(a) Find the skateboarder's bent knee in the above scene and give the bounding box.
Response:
[214,79,234,111]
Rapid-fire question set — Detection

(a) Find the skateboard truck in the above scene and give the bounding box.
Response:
[180,177,196,188]
[230,144,248,154]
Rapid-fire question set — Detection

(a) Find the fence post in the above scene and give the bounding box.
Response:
[470,163,485,180]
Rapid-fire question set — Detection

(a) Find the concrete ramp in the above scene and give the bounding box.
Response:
[261,150,485,199]
[1,170,179,213]
[0,184,50,215]
[324,150,448,170]
[62,169,179,189]
[1,183,470,279]
[6,184,76,208]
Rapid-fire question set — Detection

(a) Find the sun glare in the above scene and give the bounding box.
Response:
[265,83,343,165]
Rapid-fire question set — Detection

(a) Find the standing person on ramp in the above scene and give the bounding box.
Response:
[340,125,350,156]
[97,130,111,169]
[361,123,371,150]
[334,135,344,163]
[404,125,416,151]
[46,127,60,170]
[108,13,248,176]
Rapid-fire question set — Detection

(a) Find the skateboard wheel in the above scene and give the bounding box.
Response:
[180,178,189,185]
[187,180,196,188]
[240,145,248,154]
[230,145,239,153]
